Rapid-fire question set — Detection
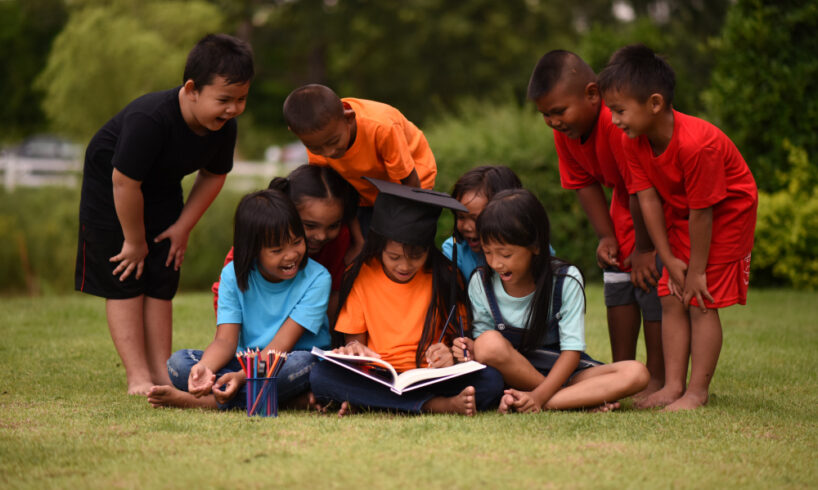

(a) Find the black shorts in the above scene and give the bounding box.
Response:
[75,223,180,300]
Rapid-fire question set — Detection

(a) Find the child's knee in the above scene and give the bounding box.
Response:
[621,360,650,390]
[474,331,514,365]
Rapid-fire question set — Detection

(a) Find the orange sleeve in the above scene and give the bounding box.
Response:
[334,285,368,335]
[374,123,416,182]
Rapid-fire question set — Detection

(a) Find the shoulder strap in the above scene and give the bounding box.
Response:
[477,267,507,330]
[545,265,570,345]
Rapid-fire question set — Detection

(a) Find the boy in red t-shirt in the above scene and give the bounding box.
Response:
[527,50,664,397]
[598,44,758,411]
[282,84,438,261]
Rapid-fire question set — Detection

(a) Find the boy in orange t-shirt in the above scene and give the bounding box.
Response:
[283,85,437,260]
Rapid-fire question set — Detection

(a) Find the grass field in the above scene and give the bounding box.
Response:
[1,286,816,489]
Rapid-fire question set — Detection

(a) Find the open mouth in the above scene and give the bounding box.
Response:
[280,263,298,276]
[498,271,513,281]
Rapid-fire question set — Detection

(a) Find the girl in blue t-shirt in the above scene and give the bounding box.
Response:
[148,189,331,410]
[452,189,649,413]
[442,166,523,280]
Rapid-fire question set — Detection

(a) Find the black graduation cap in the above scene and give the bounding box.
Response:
[365,177,467,246]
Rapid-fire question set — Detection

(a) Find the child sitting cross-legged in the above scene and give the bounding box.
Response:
[309,179,504,416]
[452,189,649,413]
[148,189,331,410]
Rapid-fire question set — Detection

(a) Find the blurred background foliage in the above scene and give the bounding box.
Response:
[1,0,816,294]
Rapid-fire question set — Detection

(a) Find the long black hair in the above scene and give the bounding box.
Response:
[336,232,470,366]
[232,189,307,292]
[268,164,358,224]
[477,188,584,352]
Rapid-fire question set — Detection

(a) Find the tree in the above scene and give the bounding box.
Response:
[704,0,818,193]
[0,0,67,141]
[36,0,224,142]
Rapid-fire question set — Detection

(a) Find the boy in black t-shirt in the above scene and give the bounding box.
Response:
[76,33,254,395]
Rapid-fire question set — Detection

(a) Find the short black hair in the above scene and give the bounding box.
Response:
[597,44,675,104]
[527,50,596,101]
[282,84,344,134]
[232,189,307,292]
[267,164,359,224]
[183,33,254,89]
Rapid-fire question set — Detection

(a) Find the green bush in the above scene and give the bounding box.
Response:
[751,141,818,289]
[0,177,268,296]
[425,98,599,278]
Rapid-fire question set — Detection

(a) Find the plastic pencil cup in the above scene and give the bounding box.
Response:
[246,376,278,417]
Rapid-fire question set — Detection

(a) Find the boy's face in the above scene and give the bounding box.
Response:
[297,110,356,159]
[184,75,250,135]
[603,89,656,138]
[534,80,600,140]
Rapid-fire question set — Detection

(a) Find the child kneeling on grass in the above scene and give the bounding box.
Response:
[452,189,649,413]
[309,179,504,416]
[148,189,331,410]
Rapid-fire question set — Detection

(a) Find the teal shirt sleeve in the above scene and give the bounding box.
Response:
[442,237,454,261]
[288,261,331,335]
[555,266,585,352]
[216,263,242,326]
[467,272,496,339]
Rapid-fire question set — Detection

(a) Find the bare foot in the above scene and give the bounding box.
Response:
[422,386,476,416]
[632,379,663,402]
[498,393,516,414]
[663,392,708,412]
[128,381,154,396]
[337,401,355,418]
[634,386,683,409]
[146,385,217,409]
[587,401,621,413]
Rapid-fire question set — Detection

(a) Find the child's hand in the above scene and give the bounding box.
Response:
[188,363,216,397]
[683,271,713,313]
[212,371,245,404]
[452,337,475,362]
[499,389,541,414]
[596,236,620,268]
[109,239,148,281]
[154,222,191,271]
[425,343,454,368]
[334,339,380,358]
[629,249,660,292]
[665,256,688,301]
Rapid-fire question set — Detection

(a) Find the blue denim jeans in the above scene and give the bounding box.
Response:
[309,360,504,413]
[167,349,319,410]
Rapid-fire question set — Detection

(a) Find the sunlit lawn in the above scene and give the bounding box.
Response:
[1,286,816,489]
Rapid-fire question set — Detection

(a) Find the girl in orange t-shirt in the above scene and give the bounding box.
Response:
[309,178,504,415]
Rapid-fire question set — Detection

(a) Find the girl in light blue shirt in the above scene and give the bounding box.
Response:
[148,189,330,411]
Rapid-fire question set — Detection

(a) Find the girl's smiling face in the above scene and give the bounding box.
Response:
[257,233,306,283]
[481,239,538,297]
[455,191,489,254]
[297,197,344,255]
[381,240,428,284]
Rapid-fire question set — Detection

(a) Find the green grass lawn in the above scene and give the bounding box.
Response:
[1,286,816,489]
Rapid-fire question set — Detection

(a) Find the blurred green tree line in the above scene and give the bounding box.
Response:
[1,0,816,292]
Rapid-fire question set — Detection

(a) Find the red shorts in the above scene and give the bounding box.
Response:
[658,253,751,309]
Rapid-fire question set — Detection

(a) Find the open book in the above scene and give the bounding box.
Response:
[311,347,486,395]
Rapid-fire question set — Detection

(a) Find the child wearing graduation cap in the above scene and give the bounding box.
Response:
[309,178,504,416]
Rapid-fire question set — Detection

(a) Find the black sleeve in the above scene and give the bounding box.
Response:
[111,111,165,182]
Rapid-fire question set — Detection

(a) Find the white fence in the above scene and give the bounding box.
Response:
[0,155,298,191]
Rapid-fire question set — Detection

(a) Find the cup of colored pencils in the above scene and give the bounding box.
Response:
[237,349,288,417]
